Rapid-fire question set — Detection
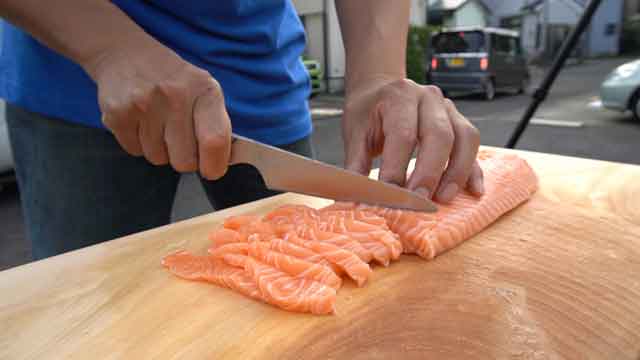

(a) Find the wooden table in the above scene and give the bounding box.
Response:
[1,148,639,359]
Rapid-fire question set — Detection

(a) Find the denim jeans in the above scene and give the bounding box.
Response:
[6,104,313,260]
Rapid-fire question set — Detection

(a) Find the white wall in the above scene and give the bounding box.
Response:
[450,1,488,27]
[410,0,428,26]
[547,0,581,25]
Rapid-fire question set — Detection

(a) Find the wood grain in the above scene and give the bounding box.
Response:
[1,147,640,359]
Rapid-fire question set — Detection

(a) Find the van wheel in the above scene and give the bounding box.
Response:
[484,80,495,101]
[518,77,529,94]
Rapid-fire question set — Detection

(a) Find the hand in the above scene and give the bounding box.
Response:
[86,43,232,180]
[342,78,484,203]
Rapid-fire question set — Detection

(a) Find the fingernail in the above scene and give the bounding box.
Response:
[437,183,458,203]
[473,177,485,195]
[415,187,431,199]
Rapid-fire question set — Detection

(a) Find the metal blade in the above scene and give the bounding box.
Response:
[230,135,437,212]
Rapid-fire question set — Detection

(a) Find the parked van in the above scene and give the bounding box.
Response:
[426,27,529,100]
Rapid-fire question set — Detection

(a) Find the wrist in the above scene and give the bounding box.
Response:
[345,71,404,98]
[80,33,170,82]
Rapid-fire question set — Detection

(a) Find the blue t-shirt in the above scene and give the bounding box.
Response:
[0,1,312,146]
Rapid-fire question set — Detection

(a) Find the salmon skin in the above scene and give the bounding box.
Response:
[162,150,538,315]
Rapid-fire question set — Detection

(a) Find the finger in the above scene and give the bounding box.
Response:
[163,83,198,173]
[138,108,170,166]
[467,160,484,196]
[344,134,373,176]
[193,80,232,180]
[101,112,143,157]
[378,98,418,187]
[433,98,480,203]
[406,86,453,199]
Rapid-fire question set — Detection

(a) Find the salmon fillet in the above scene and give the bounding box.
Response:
[321,151,538,259]
[162,150,538,315]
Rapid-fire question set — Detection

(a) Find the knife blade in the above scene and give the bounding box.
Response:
[229,134,437,212]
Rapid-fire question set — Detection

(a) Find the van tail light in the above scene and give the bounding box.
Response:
[480,57,489,70]
[431,58,438,70]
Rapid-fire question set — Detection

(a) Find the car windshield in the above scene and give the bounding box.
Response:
[432,31,485,53]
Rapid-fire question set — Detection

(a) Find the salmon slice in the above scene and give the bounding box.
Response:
[208,242,249,258]
[322,151,538,259]
[265,206,399,266]
[264,237,336,271]
[276,223,372,264]
[281,232,373,287]
[161,251,260,300]
[209,228,244,247]
[243,255,337,315]
[248,242,342,290]
[223,215,278,242]
[318,214,403,261]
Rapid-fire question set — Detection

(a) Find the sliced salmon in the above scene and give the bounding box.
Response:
[265,205,399,266]
[161,251,260,300]
[248,242,342,290]
[244,256,336,315]
[208,228,244,247]
[281,232,373,287]
[208,242,249,260]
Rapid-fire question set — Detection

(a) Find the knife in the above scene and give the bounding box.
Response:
[229,134,437,212]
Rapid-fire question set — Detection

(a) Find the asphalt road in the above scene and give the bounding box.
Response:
[1,56,638,270]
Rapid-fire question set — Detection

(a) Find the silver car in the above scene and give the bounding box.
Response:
[600,59,640,121]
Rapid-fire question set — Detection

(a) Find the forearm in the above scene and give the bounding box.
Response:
[0,0,164,78]
[334,0,410,94]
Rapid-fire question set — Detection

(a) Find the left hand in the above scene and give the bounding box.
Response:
[342,78,484,203]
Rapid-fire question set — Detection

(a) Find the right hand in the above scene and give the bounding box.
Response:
[85,42,232,180]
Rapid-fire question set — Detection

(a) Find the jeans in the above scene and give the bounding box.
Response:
[6,104,314,260]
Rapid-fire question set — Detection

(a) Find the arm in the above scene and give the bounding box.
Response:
[1,0,160,76]
[1,1,231,179]
[335,0,484,203]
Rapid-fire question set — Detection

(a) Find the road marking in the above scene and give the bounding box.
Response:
[311,108,343,117]
[530,118,584,127]
[588,99,603,109]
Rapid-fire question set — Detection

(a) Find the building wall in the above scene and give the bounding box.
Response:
[586,0,623,56]
[325,0,345,93]
[449,0,489,27]
[293,0,428,93]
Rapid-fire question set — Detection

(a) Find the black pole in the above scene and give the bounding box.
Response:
[505,0,603,148]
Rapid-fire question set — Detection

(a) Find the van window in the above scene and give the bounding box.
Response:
[492,35,518,56]
[432,31,486,53]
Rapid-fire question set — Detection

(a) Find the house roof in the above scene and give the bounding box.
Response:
[522,0,586,12]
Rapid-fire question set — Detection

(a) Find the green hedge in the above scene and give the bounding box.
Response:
[406,25,439,84]
[621,15,640,54]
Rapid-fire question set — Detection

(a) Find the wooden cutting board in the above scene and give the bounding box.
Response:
[1,148,640,360]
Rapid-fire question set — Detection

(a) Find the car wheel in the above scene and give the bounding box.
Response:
[632,91,640,122]
[484,79,495,101]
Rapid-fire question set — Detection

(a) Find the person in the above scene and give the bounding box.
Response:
[0,1,483,260]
